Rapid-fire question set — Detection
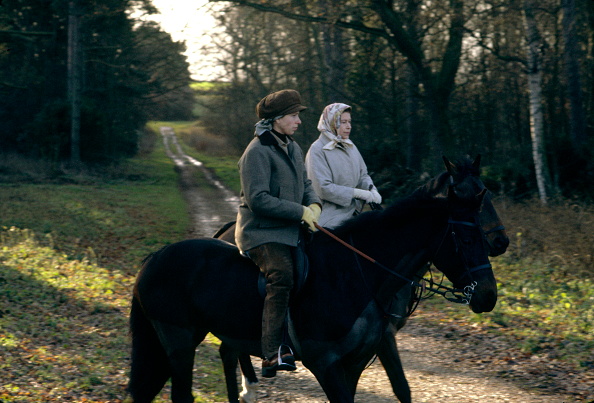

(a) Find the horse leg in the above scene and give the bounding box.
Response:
[311,362,357,403]
[377,327,411,403]
[219,343,259,403]
[152,320,205,403]
[219,342,241,403]
[127,297,171,403]
[237,352,259,403]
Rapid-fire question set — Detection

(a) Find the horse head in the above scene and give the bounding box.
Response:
[431,156,498,313]
[438,155,509,257]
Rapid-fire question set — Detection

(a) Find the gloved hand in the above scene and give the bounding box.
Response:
[301,206,318,232]
[308,203,321,222]
[353,188,373,204]
[370,186,382,204]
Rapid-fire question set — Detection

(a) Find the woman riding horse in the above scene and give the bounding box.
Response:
[127,155,499,403]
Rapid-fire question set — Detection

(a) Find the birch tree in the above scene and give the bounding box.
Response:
[523,0,550,203]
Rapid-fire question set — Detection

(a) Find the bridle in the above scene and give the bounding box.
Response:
[446,217,493,284]
[314,209,492,312]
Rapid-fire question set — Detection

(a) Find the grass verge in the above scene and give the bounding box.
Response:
[0,138,229,402]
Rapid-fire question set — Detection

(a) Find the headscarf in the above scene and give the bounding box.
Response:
[317,103,355,150]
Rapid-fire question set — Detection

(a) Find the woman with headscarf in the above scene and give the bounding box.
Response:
[235,89,321,378]
[305,103,381,229]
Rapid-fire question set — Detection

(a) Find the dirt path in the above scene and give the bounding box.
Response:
[161,128,590,403]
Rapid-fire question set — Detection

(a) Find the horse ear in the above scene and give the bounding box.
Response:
[472,154,482,170]
[443,156,457,176]
[476,188,487,205]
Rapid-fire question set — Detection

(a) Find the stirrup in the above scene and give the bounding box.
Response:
[277,345,296,369]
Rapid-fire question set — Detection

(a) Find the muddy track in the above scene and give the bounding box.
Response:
[161,127,590,403]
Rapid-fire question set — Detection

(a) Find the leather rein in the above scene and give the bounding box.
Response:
[314,218,489,309]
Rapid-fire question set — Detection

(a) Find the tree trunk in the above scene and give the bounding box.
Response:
[68,0,82,166]
[523,0,550,203]
[319,0,346,102]
[404,62,421,171]
[561,0,587,150]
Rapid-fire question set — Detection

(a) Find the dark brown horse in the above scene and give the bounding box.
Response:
[127,156,498,403]
[213,156,509,403]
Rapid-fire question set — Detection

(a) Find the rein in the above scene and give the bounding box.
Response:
[484,225,505,235]
[314,222,480,306]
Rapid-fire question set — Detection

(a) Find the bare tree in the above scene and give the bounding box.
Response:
[68,0,82,166]
[561,0,587,151]
[209,0,473,171]
[523,0,551,203]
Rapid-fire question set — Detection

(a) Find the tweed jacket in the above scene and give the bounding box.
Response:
[235,130,321,252]
[305,133,373,229]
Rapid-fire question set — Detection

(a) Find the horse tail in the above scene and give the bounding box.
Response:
[127,294,170,401]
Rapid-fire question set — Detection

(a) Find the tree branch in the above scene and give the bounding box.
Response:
[208,0,390,39]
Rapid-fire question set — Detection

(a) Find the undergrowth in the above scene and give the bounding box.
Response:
[0,137,229,402]
[417,258,594,371]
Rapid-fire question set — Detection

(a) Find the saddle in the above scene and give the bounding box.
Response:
[214,221,310,299]
[254,232,310,299]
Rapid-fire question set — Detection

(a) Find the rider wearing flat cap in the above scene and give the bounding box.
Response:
[235,89,322,377]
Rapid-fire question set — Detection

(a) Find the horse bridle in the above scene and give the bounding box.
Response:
[446,217,493,284]
[314,210,491,310]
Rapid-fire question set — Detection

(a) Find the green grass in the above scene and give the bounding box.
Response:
[0,138,229,402]
[415,258,594,370]
[0,140,189,273]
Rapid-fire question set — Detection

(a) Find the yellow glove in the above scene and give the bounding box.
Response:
[301,206,318,232]
[308,203,321,222]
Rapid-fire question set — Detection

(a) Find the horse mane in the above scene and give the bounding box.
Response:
[411,171,450,199]
[332,189,448,237]
[332,156,480,237]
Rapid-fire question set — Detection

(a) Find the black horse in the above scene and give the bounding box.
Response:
[127,156,498,403]
[213,156,509,403]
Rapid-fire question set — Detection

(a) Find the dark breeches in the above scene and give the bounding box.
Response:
[248,242,295,360]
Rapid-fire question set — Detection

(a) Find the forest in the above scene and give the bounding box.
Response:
[1,0,195,162]
[199,0,594,204]
[1,0,593,203]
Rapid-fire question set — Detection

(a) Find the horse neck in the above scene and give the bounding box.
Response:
[373,250,431,309]
[342,213,442,309]
[412,172,450,199]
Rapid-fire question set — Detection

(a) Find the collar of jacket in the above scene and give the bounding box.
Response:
[258,130,293,146]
